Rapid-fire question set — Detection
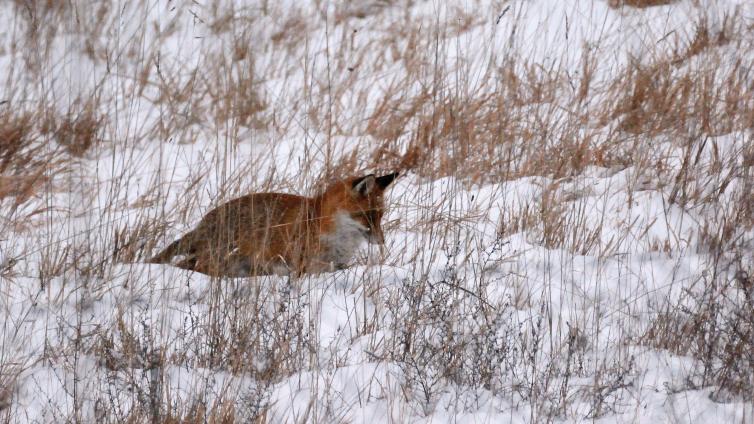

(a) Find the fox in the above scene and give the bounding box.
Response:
[148,172,398,277]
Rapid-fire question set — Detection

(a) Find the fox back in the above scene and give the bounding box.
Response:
[148,172,398,277]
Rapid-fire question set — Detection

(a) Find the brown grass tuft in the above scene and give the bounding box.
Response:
[0,111,35,174]
[642,312,706,356]
[607,56,753,138]
[0,172,48,204]
[0,109,57,205]
[53,110,102,157]
[674,15,735,65]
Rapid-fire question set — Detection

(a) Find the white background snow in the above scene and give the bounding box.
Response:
[1,0,753,422]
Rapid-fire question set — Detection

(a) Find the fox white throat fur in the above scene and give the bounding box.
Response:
[319,212,371,268]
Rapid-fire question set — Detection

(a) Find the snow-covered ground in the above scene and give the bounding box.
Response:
[1,0,753,422]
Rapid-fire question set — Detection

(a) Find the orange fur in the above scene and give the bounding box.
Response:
[148,173,397,277]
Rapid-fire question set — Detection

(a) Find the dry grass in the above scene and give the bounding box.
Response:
[675,15,735,63]
[0,111,36,175]
[608,0,680,8]
[2,0,754,421]
[0,364,19,413]
[115,395,244,424]
[606,15,746,138]
[366,61,615,183]
[0,109,58,207]
[0,172,47,206]
[642,269,754,400]
[37,106,104,157]
[358,10,749,193]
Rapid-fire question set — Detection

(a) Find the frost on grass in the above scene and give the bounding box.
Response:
[1,0,753,422]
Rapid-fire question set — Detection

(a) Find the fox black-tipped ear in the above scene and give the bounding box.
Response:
[352,174,376,197]
[376,172,398,190]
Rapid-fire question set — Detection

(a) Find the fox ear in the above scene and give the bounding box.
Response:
[376,172,398,190]
[352,174,376,197]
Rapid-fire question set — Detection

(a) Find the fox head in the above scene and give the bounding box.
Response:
[319,172,399,245]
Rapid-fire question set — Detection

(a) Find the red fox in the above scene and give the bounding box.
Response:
[148,172,398,277]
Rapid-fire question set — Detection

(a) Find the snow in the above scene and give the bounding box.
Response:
[1,0,753,422]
